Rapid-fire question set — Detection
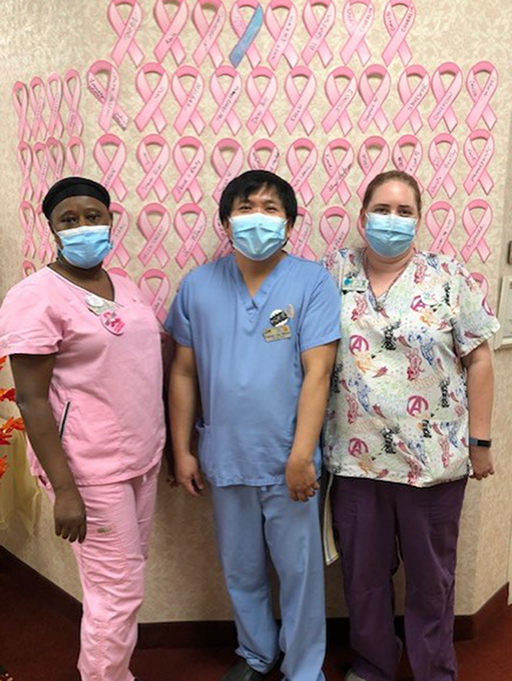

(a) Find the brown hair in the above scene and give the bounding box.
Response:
[362,170,422,215]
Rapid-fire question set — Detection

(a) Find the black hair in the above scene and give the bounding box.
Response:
[218,170,298,226]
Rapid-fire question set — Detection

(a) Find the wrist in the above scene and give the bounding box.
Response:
[288,450,314,464]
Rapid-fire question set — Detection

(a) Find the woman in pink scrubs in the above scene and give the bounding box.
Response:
[0,177,165,681]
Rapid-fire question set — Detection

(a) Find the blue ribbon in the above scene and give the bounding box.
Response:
[229,4,264,68]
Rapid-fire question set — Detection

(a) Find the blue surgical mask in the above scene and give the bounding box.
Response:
[230,213,287,261]
[365,212,417,258]
[58,225,113,269]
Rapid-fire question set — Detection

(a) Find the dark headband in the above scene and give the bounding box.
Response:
[42,176,111,219]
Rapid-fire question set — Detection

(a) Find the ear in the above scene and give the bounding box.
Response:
[48,220,61,246]
[285,218,293,239]
[222,216,232,241]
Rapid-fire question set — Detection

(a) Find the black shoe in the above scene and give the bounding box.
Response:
[220,658,266,681]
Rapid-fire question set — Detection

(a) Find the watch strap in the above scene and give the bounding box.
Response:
[469,436,492,448]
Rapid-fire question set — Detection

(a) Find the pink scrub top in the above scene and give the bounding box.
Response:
[0,267,165,486]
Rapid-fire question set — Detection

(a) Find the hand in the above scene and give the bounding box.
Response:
[53,487,87,543]
[285,456,319,502]
[470,446,495,481]
[174,452,205,497]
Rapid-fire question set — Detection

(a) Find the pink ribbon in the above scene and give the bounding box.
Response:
[466,61,498,131]
[428,62,462,132]
[301,0,336,67]
[16,142,33,201]
[210,66,243,135]
[425,201,457,258]
[340,0,374,66]
[12,81,31,142]
[321,139,353,204]
[65,136,85,175]
[427,133,458,199]
[212,210,233,260]
[286,138,318,206]
[245,67,278,135]
[93,133,128,201]
[284,67,317,134]
[357,136,390,201]
[108,0,145,67]
[319,206,351,258]
[171,66,206,135]
[104,202,131,268]
[153,0,188,65]
[394,65,429,133]
[137,204,170,268]
[322,66,357,135]
[289,208,316,260]
[230,0,263,68]
[35,205,55,263]
[248,139,280,172]
[138,269,171,324]
[192,0,226,67]
[46,137,64,185]
[392,134,423,190]
[63,69,84,137]
[135,62,169,133]
[358,64,390,133]
[211,138,244,203]
[382,0,415,66]
[46,73,64,138]
[172,136,205,203]
[87,60,129,131]
[22,260,37,279]
[28,77,47,141]
[33,142,50,203]
[461,199,492,264]
[265,0,299,69]
[463,130,494,196]
[136,134,170,202]
[19,201,37,259]
[174,204,208,269]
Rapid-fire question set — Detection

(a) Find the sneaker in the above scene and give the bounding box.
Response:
[220,658,266,681]
[345,670,368,681]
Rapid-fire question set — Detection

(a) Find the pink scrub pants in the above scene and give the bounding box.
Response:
[44,463,160,681]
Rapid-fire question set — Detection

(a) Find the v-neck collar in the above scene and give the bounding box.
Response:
[229,253,292,315]
[358,249,418,314]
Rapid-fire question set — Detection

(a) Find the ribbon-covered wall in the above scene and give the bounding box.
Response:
[11,0,499,321]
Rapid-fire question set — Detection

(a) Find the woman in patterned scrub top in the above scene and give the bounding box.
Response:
[323,171,499,681]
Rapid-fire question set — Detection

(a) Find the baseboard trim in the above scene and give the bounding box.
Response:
[1,546,509,649]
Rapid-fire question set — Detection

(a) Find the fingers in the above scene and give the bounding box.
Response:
[290,485,318,502]
[180,476,203,497]
[78,520,87,544]
[193,471,205,492]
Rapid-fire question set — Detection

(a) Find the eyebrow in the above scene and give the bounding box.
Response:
[372,203,414,209]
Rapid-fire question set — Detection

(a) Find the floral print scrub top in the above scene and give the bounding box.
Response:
[323,248,500,488]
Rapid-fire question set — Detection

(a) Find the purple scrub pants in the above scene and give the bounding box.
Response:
[331,476,467,681]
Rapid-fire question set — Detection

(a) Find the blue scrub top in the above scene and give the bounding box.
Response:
[166,254,341,487]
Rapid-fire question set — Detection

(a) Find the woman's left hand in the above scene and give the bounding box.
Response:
[469,446,495,480]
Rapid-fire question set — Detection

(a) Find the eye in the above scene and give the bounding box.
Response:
[86,213,101,222]
[62,216,77,224]
[374,207,389,214]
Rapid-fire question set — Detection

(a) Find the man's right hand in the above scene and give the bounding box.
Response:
[175,452,205,497]
[54,487,87,543]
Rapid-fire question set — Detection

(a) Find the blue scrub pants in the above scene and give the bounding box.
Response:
[210,483,326,681]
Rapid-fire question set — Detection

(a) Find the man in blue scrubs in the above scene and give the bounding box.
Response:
[167,170,341,681]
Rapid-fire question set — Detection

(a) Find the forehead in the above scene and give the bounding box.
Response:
[369,180,416,206]
[51,195,109,219]
[233,185,283,205]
